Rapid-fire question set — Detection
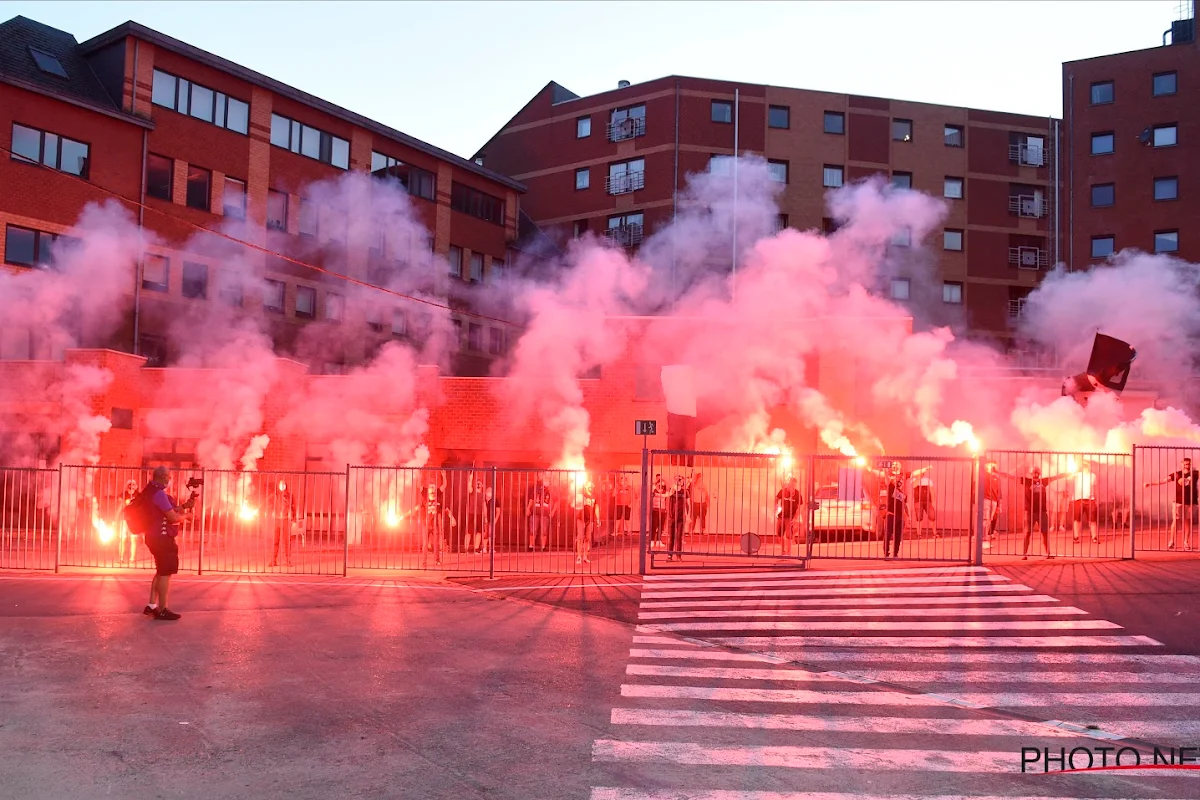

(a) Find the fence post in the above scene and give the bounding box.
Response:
[489,466,497,580]
[805,455,817,562]
[54,465,63,574]
[1129,445,1137,560]
[638,447,650,575]
[342,465,351,578]
[973,456,985,567]
[197,469,207,575]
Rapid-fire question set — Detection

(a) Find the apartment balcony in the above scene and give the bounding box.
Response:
[1008,246,1049,270]
[1008,142,1047,167]
[603,223,644,247]
[607,116,646,142]
[605,170,645,195]
[1008,195,1047,219]
[1007,299,1027,324]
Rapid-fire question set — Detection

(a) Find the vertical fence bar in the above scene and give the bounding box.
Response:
[805,455,816,562]
[197,469,207,575]
[489,466,497,580]
[342,465,350,577]
[974,456,985,566]
[638,447,649,575]
[53,465,63,574]
[1129,445,1137,560]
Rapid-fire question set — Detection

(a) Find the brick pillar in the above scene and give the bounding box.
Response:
[259,358,311,472]
[172,159,187,205]
[245,86,273,247]
[63,349,147,466]
[433,163,453,255]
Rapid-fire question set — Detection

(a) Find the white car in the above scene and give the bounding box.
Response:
[811,483,876,537]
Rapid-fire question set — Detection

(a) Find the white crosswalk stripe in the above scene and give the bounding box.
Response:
[590,566,1196,799]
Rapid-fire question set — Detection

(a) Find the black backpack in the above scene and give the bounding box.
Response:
[123,486,160,536]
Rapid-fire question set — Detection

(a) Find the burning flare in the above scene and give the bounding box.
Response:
[238,503,259,522]
[91,500,115,545]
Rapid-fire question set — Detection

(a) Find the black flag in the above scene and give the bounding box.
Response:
[1062,333,1136,403]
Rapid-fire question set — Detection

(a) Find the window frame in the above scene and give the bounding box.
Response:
[269,112,350,169]
[1090,182,1115,208]
[1153,176,1178,202]
[943,229,964,251]
[767,159,789,184]
[262,279,286,313]
[891,171,913,190]
[575,168,590,191]
[767,105,790,129]
[890,277,911,301]
[1089,80,1114,105]
[1152,71,1177,97]
[1090,235,1115,259]
[4,224,64,269]
[146,153,173,201]
[181,261,209,300]
[942,281,964,304]
[943,124,964,148]
[295,285,317,319]
[450,182,505,225]
[142,253,170,293]
[576,116,591,138]
[223,176,247,220]
[448,245,463,278]
[469,252,484,283]
[150,69,250,135]
[711,100,733,124]
[823,111,845,135]
[10,122,90,179]
[1152,124,1177,148]
[822,165,844,188]
[1154,229,1179,254]
[944,176,964,199]
[266,189,289,231]
[1090,132,1115,155]
[185,165,212,211]
[892,118,913,142]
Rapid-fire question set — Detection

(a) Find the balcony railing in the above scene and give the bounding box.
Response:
[1008,142,1047,167]
[604,223,644,247]
[1007,299,1027,319]
[607,116,646,142]
[605,170,645,195]
[1008,246,1049,270]
[1008,195,1047,218]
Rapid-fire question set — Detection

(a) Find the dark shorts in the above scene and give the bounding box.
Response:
[617,504,631,521]
[145,532,179,576]
[1071,499,1097,523]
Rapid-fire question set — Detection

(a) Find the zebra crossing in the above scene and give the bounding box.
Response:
[590,565,1200,800]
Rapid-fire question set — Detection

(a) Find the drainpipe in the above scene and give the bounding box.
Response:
[1053,117,1060,269]
[1066,74,1074,273]
[133,40,146,354]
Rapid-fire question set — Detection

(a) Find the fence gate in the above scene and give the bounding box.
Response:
[0,467,57,571]
[1132,445,1198,554]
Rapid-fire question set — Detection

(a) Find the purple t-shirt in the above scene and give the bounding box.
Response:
[149,482,177,538]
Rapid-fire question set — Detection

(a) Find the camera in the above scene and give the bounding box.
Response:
[186,477,204,489]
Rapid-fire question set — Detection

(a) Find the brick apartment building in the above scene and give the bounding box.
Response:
[1062,11,1198,272]
[0,16,524,375]
[476,77,1061,347]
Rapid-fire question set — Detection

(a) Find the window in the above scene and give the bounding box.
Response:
[450,183,504,225]
[1153,124,1177,148]
[28,47,67,78]
[891,171,912,190]
[767,105,790,129]
[607,158,645,194]
[944,229,963,251]
[573,219,589,239]
[892,119,913,142]
[944,125,964,147]
[822,165,844,188]
[186,165,211,211]
[5,225,65,269]
[297,199,318,237]
[10,123,89,178]
[1091,183,1115,207]
[263,279,285,313]
[1155,230,1179,253]
[708,155,734,176]
[489,258,505,285]
[944,177,963,199]
[711,101,733,124]
[891,228,912,248]
[822,217,842,235]
[890,278,910,300]
[468,323,484,352]
[469,252,484,282]
[270,113,349,168]
[146,154,173,201]
[606,212,644,246]
[218,277,242,308]
[1091,235,1115,258]
[488,327,505,356]
[575,168,590,190]
[1154,176,1178,201]
[142,254,169,292]
[366,308,385,333]
[392,310,407,337]
[448,245,463,278]
[150,70,249,134]
[295,286,316,319]
[609,104,646,141]
[370,152,436,200]
[576,117,591,138]
[774,214,788,233]
[1153,71,1177,97]
[223,177,246,219]
[1091,132,1114,155]
[943,281,963,304]
[1090,81,1114,104]
[325,293,343,322]
[767,160,788,184]
[266,189,288,231]
[181,262,208,299]
[823,111,844,135]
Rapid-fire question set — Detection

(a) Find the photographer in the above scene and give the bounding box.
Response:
[142,466,197,621]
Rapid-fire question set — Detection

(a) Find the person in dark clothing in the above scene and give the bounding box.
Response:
[142,466,193,620]
[996,465,1068,559]
[575,481,598,564]
[983,461,1002,539]
[526,474,553,551]
[420,471,447,567]
[1145,457,1199,550]
[868,461,930,559]
[269,480,297,568]
[775,476,804,556]
[650,474,669,549]
[666,475,689,561]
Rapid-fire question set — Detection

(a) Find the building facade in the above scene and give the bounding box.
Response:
[0,16,524,374]
[1063,12,1198,271]
[476,77,1061,347]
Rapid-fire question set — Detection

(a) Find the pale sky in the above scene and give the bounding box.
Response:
[2,1,1187,159]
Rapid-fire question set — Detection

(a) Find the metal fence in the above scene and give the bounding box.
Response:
[981,451,1132,560]
[4,449,1199,575]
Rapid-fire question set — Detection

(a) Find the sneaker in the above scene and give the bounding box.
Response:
[154,608,181,621]
[142,605,156,616]
[576,556,582,564]
[584,557,591,563]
